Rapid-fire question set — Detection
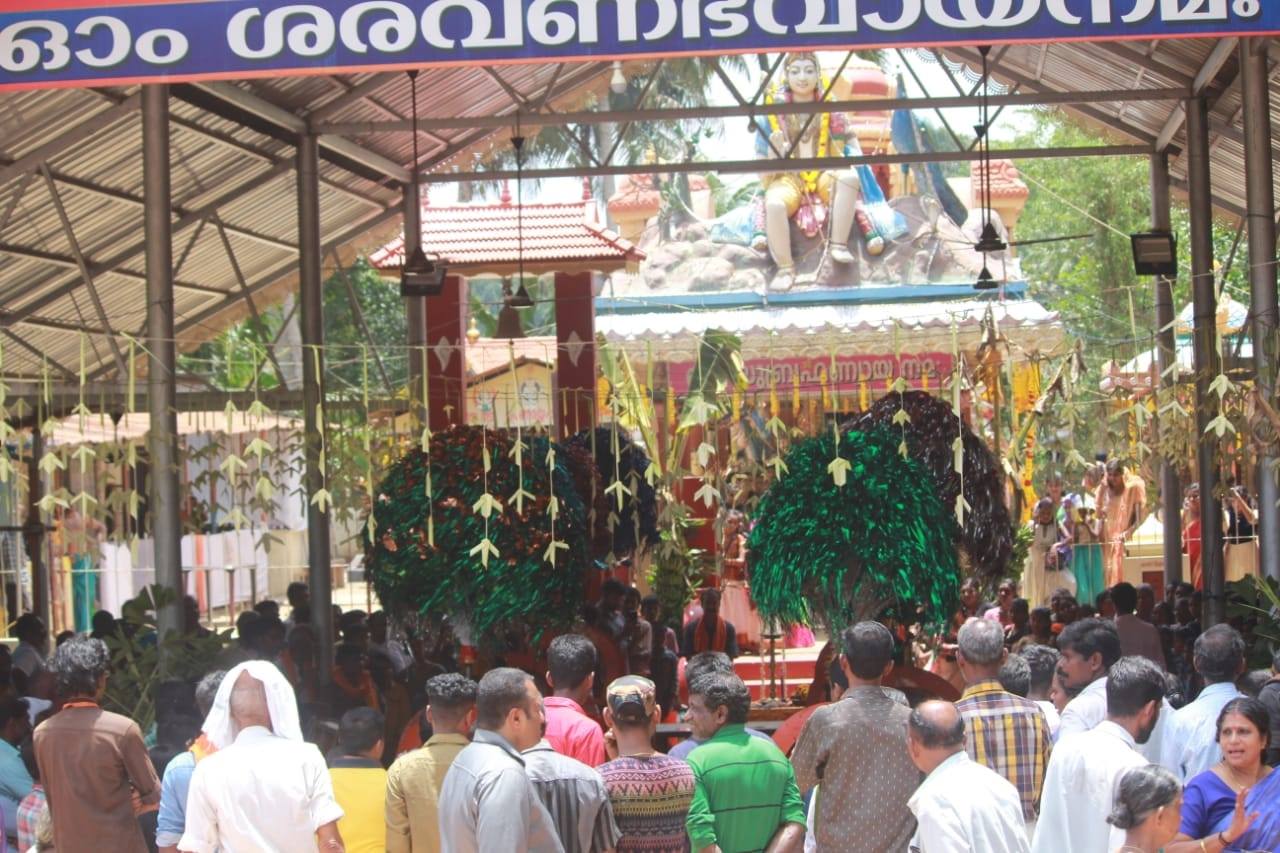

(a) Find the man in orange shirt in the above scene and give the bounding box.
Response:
[1096,459,1147,587]
[34,637,160,852]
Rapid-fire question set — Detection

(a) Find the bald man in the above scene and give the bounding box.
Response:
[906,701,1029,853]
[179,665,346,852]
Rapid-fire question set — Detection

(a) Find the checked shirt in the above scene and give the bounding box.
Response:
[955,679,1051,823]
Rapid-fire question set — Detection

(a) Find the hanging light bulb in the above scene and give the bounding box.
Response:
[610,61,627,95]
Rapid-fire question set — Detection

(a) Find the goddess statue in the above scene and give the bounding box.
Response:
[758,52,885,291]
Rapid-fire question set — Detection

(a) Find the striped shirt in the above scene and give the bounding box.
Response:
[598,755,694,853]
[955,679,1051,822]
[686,723,805,853]
[523,741,622,853]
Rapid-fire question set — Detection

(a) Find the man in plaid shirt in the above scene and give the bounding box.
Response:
[955,618,1051,831]
[16,741,44,853]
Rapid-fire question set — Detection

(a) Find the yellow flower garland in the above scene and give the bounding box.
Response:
[766,79,831,194]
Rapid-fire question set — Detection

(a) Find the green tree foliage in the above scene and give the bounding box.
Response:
[1008,112,1248,467]
[467,274,557,338]
[177,304,286,390]
[178,258,407,394]
[323,257,408,394]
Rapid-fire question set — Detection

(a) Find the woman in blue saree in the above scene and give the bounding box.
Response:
[1168,697,1278,852]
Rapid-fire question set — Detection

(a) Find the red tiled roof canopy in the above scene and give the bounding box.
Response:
[369,198,644,275]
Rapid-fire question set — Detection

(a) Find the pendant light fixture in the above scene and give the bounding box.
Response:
[510,118,534,309]
[973,46,1002,291]
[399,69,446,297]
[497,116,529,337]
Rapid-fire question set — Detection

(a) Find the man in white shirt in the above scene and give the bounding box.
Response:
[1055,618,1171,761]
[907,700,1028,853]
[10,615,48,681]
[368,610,414,676]
[1031,656,1165,853]
[1159,624,1244,781]
[1018,646,1061,738]
[178,661,345,853]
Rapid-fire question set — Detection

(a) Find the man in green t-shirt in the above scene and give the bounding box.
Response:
[684,672,805,853]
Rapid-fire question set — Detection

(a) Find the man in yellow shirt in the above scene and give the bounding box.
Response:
[328,707,387,853]
[385,673,478,853]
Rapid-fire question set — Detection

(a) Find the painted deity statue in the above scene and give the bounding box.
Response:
[757,53,885,292]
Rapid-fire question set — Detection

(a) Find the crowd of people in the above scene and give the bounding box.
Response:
[1021,461,1262,614]
[0,563,1275,852]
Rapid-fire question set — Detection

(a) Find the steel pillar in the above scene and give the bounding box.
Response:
[1241,39,1280,584]
[1150,153,1183,593]
[143,85,183,641]
[23,425,47,626]
[1187,97,1225,626]
[297,133,333,681]
[403,181,426,426]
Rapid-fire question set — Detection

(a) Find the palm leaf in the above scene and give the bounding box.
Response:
[597,336,662,475]
[678,329,748,432]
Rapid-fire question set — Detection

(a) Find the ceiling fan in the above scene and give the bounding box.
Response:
[964,46,1093,289]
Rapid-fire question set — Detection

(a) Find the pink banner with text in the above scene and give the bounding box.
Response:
[667,352,954,394]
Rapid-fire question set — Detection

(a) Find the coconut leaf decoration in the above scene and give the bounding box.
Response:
[563,426,659,559]
[848,391,1012,578]
[747,426,960,632]
[363,425,590,640]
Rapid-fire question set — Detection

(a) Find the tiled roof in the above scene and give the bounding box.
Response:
[465,336,557,377]
[368,199,643,274]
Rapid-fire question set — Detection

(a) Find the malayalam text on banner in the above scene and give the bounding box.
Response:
[0,0,1275,91]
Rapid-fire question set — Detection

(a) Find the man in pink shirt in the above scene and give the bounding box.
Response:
[543,634,607,767]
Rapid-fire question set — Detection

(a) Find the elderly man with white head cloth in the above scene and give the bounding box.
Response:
[177,660,346,852]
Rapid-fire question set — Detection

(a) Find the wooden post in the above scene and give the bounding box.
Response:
[554,271,596,439]
[425,274,469,429]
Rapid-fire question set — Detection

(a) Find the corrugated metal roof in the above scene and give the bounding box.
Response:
[596,296,1057,337]
[935,39,1273,219]
[0,39,1274,383]
[0,62,611,382]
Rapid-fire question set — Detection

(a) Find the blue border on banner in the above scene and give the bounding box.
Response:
[595,282,1030,313]
[0,1,1277,91]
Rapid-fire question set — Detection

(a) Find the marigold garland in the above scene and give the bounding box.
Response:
[747,426,959,633]
[364,425,590,641]
[765,80,832,194]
